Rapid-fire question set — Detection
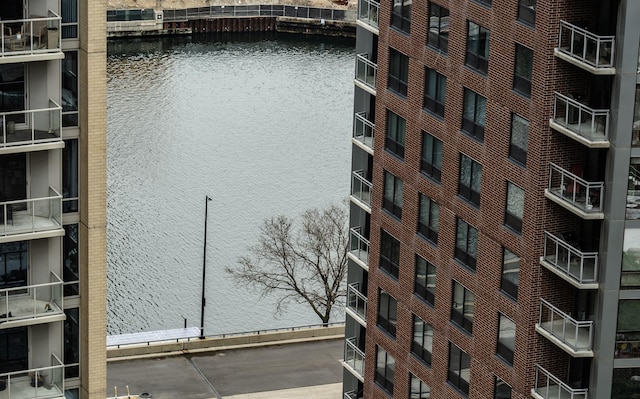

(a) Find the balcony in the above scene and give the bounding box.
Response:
[540,232,598,289]
[0,11,64,64]
[0,272,65,329]
[347,282,367,324]
[351,170,372,209]
[353,112,374,154]
[550,93,609,148]
[535,299,594,357]
[0,187,64,243]
[355,54,377,94]
[349,227,369,269]
[0,353,64,399]
[545,163,604,219]
[555,20,615,75]
[0,100,63,154]
[532,364,588,399]
[343,337,365,381]
[357,0,379,32]
[344,391,358,399]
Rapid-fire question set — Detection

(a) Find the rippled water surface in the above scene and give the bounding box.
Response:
[107,34,354,335]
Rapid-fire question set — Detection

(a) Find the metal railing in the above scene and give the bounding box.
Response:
[344,337,365,377]
[0,186,63,236]
[357,0,379,29]
[538,298,593,353]
[347,282,367,320]
[344,391,358,399]
[355,53,377,90]
[0,271,63,323]
[551,92,610,144]
[353,112,374,151]
[0,353,64,399]
[349,226,369,265]
[0,100,62,148]
[163,5,351,22]
[547,162,604,214]
[0,11,61,57]
[351,170,372,207]
[542,231,598,285]
[558,20,615,69]
[533,364,588,399]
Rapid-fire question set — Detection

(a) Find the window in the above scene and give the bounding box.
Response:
[616,300,640,358]
[380,230,400,279]
[496,314,515,365]
[410,374,431,399]
[0,327,27,373]
[384,171,403,219]
[494,377,512,399]
[0,64,25,117]
[448,343,470,395]
[622,228,640,289]
[451,281,475,334]
[466,22,490,75]
[415,255,435,305]
[389,48,409,97]
[455,219,478,270]
[505,182,524,233]
[63,224,79,296]
[626,159,640,219]
[386,110,406,159]
[378,289,398,337]
[509,114,528,165]
[63,139,79,213]
[421,132,442,181]
[461,89,486,140]
[391,0,411,34]
[64,308,80,378]
[517,0,536,26]
[500,248,519,300]
[514,44,533,97]
[418,194,439,244]
[62,51,79,127]
[427,3,449,53]
[412,315,433,365]
[376,346,395,395]
[61,0,78,38]
[0,241,27,290]
[633,86,640,147]
[424,68,446,117]
[475,0,492,5]
[459,154,482,206]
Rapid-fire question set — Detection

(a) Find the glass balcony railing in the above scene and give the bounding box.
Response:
[551,92,610,146]
[546,163,604,217]
[357,0,379,30]
[533,364,588,399]
[0,100,62,149]
[0,271,63,324]
[349,227,369,266]
[541,231,598,287]
[355,53,377,91]
[351,170,372,207]
[0,11,62,58]
[347,282,367,321]
[344,391,358,399]
[353,112,374,151]
[557,20,615,72]
[537,298,594,355]
[0,187,63,237]
[344,337,365,378]
[0,353,64,399]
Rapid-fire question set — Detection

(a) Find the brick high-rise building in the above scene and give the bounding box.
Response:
[342,0,640,397]
[0,1,106,399]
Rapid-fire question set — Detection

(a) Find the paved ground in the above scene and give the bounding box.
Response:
[107,339,344,399]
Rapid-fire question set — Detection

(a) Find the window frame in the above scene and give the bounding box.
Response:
[391,0,411,34]
[448,342,471,396]
[496,314,516,366]
[63,138,79,213]
[412,314,433,365]
[424,68,446,117]
[376,346,395,395]
[380,230,400,279]
[415,255,436,306]
[388,48,409,97]
[458,154,482,207]
[509,113,528,166]
[455,218,478,270]
[517,0,536,27]
[500,248,519,300]
[63,223,79,297]
[465,21,490,75]
[420,132,443,182]
[62,51,79,127]
[461,88,486,140]
[0,241,28,290]
[383,171,403,219]
[505,182,524,234]
[451,281,475,334]
[61,0,79,39]
[410,373,431,399]
[386,110,406,159]
[494,377,512,399]
[418,194,439,244]
[378,289,398,338]
[514,44,533,97]
[427,3,449,53]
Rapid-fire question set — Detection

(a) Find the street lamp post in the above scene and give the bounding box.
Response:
[200,195,212,339]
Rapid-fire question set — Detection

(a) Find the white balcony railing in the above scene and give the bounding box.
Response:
[537,299,594,356]
[351,170,372,207]
[0,353,64,399]
[347,282,367,321]
[355,53,377,91]
[541,231,598,287]
[546,163,604,218]
[349,227,369,266]
[0,187,63,237]
[0,100,62,149]
[344,337,365,378]
[557,20,615,71]
[532,364,588,399]
[353,112,374,151]
[0,271,64,325]
[344,391,358,399]
[551,92,610,146]
[0,11,62,58]
[357,0,379,30]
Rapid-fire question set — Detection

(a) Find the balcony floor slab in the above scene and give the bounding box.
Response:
[0,375,64,399]
[539,258,598,289]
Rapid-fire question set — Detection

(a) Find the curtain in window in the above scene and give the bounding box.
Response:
[61,0,78,38]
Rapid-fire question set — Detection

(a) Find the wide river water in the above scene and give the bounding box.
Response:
[106,33,354,335]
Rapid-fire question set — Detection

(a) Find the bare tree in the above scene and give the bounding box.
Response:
[226,203,349,325]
